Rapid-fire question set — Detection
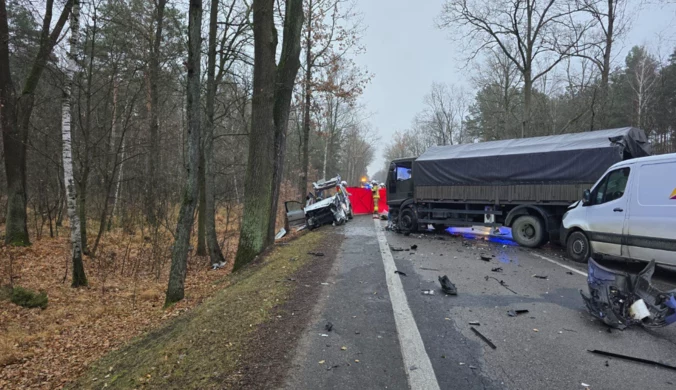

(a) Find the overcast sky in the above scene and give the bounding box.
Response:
[353,1,676,175]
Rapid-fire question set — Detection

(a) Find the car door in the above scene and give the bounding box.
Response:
[285,201,306,227]
[585,167,632,257]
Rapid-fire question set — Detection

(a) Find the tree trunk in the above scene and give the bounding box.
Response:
[269,0,304,242]
[204,0,226,265]
[522,70,532,138]
[298,0,313,201]
[78,167,89,252]
[196,152,207,256]
[62,0,87,287]
[165,0,202,305]
[234,0,278,271]
[147,0,167,226]
[1,0,73,246]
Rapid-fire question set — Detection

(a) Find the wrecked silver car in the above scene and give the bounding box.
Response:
[304,177,353,230]
[581,259,676,329]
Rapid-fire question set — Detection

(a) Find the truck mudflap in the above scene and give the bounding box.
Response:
[580,259,676,329]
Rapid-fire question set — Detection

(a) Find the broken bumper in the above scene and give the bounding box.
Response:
[580,259,676,329]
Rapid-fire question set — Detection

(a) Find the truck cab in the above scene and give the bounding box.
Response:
[386,157,415,209]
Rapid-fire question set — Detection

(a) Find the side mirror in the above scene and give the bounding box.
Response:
[582,189,591,205]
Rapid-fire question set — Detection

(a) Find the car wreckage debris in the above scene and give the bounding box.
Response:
[325,322,334,332]
[532,274,548,279]
[485,276,518,294]
[507,309,529,317]
[580,259,676,329]
[587,350,676,372]
[479,254,492,261]
[389,245,406,252]
[410,244,418,250]
[439,275,458,295]
[491,267,503,273]
[470,327,496,349]
[394,270,407,276]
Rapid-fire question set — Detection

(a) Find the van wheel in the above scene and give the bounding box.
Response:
[512,215,544,248]
[566,231,590,263]
[399,208,418,234]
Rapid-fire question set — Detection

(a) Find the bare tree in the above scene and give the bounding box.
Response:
[234,0,304,270]
[0,0,74,246]
[439,0,593,137]
[62,0,87,287]
[165,0,203,305]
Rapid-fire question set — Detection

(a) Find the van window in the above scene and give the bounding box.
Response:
[590,168,630,205]
[637,161,676,206]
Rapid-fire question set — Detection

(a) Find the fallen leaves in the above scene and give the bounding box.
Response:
[0,226,238,390]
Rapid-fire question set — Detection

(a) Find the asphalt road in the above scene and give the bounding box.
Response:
[284,216,676,390]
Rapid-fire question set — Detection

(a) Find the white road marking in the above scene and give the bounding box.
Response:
[530,253,588,277]
[373,219,440,390]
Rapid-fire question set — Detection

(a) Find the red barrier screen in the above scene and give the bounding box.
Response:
[378,188,389,213]
[346,187,388,215]
[347,187,373,215]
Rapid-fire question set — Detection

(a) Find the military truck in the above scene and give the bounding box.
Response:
[386,127,651,248]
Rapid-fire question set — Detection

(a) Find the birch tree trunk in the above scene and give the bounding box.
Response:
[165,0,202,305]
[62,0,87,287]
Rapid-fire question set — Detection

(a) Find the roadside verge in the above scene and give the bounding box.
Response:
[69,230,342,389]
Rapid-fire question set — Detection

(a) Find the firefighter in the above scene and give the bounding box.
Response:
[371,180,380,215]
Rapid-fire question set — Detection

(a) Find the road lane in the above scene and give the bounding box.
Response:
[283,217,408,390]
[382,220,676,390]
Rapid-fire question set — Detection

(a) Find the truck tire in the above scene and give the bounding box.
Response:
[399,207,418,234]
[512,215,544,248]
[566,231,590,263]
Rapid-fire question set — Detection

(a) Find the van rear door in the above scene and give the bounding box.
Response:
[626,158,676,265]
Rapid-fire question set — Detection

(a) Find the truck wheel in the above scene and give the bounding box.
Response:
[566,231,590,263]
[399,208,418,234]
[512,215,544,248]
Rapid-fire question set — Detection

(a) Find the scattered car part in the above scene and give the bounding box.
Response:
[484,276,517,294]
[275,228,287,240]
[580,259,676,329]
[479,254,492,261]
[470,327,496,349]
[532,274,548,279]
[588,349,676,372]
[438,275,457,295]
[389,246,405,252]
[507,309,529,317]
[394,270,407,276]
[410,244,418,250]
[325,322,333,332]
[468,321,480,326]
[491,267,503,273]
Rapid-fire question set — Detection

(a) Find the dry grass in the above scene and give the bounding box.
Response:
[69,230,326,389]
[0,210,242,390]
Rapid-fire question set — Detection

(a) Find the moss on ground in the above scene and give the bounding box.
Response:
[69,231,326,390]
[10,286,48,309]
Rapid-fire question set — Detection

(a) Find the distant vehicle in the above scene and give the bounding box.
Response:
[386,127,652,248]
[284,176,353,230]
[561,153,676,265]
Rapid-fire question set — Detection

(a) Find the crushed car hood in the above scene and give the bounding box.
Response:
[304,197,336,213]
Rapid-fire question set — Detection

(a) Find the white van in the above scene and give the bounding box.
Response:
[561,153,676,265]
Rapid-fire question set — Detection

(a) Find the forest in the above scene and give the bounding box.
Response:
[380,0,675,176]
